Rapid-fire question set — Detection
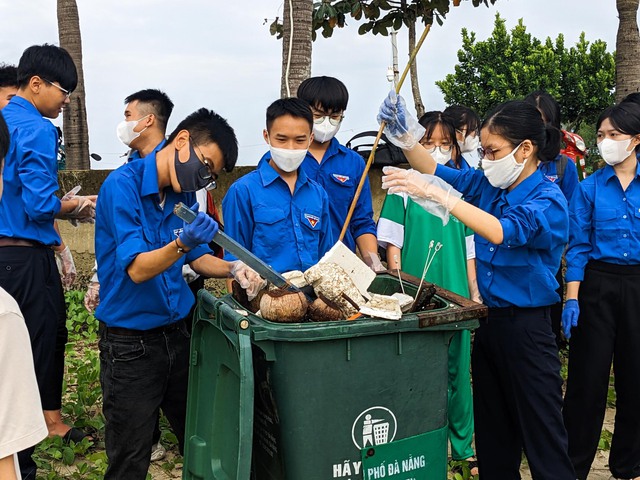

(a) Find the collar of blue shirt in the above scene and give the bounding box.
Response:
[601,159,640,184]
[139,153,161,197]
[9,95,40,116]
[257,154,310,187]
[505,169,544,206]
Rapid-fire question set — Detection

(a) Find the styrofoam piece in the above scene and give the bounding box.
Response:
[392,292,414,313]
[359,294,402,320]
[318,241,375,299]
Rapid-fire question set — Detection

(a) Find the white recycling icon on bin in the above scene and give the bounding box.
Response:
[351,406,397,450]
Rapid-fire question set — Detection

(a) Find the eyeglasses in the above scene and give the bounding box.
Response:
[42,78,72,99]
[420,143,452,155]
[192,141,219,190]
[311,109,344,126]
[478,143,519,161]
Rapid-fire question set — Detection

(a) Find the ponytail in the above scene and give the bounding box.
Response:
[538,125,562,162]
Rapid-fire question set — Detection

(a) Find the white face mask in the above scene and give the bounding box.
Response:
[312,117,341,144]
[116,115,149,146]
[426,146,452,165]
[482,143,526,189]
[598,137,634,166]
[268,142,309,172]
[458,135,479,154]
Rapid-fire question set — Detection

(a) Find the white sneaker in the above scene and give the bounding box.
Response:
[150,441,166,462]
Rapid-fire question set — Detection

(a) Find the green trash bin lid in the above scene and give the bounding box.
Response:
[184,296,255,480]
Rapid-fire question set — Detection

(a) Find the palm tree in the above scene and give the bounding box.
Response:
[57,0,90,169]
[615,0,640,102]
[280,0,313,98]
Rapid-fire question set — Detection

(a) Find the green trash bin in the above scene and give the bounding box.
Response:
[183,272,484,480]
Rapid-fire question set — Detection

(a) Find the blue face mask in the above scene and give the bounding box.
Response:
[174,143,215,192]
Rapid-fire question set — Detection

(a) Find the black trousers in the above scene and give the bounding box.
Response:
[472,306,575,479]
[99,320,190,480]
[0,246,67,479]
[563,261,640,480]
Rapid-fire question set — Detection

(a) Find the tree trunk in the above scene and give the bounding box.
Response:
[615,0,640,102]
[280,0,313,98]
[57,0,90,170]
[408,21,425,118]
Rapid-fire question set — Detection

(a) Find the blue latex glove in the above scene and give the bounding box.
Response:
[376,91,425,150]
[179,202,219,249]
[562,299,580,339]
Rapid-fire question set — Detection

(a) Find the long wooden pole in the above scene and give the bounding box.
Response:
[338,23,432,242]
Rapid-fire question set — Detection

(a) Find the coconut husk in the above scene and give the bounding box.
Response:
[308,294,343,322]
[259,289,308,323]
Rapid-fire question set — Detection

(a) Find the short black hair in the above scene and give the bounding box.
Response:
[17,44,77,92]
[297,76,349,113]
[524,90,562,130]
[124,89,174,132]
[596,102,640,151]
[266,97,313,131]
[167,108,238,172]
[418,110,462,168]
[0,112,9,169]
[443,105,480,135]
[0,64,18,88]
[483,100,561,163]
[621,92,640,107]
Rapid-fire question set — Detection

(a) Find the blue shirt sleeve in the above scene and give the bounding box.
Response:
[499,194,568,251]
[18,126,61,221]
[565,182,593,282]
[98,180,151,273]
[434,164,490,208]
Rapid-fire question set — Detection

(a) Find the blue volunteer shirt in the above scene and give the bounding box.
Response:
[538,154,579,203]
[94,153,211,329]
[436,165,569,308]
[565,161,640,282]
[296,137,376,252]
[0,97,61,245]
[222,158,334,273]
[445,155,472,172]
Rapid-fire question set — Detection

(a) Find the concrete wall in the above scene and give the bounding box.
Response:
[59,167,388,284]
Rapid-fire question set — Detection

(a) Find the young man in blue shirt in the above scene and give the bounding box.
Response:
[94,108,264,480]
[0,44,96,479]
[85,88,175,312]
[222,97,333,274]
[296,76,378,266]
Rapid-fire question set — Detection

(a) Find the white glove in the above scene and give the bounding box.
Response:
[62,186,97,226]
[84,281,100,313]
[381,166,462,225]
[229,261,267,301]
[363,252,385,272]
[67,196,97,225]
[377,91,426,151]
[182,264,200,284]
[55,246,76,289]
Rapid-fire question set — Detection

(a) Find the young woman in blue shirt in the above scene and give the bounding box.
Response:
[378,93,575,479]
[524,90,580,351]
[562,101,640,480]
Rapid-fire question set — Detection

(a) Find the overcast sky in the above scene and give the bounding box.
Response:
[0,0,627,169]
